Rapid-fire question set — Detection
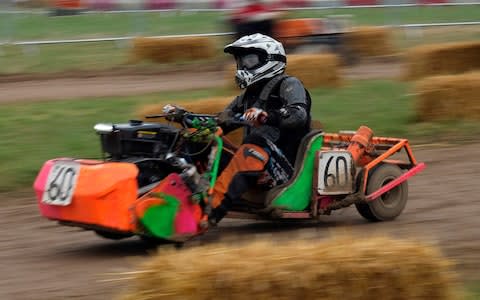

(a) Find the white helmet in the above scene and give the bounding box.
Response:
[224,33,287,89]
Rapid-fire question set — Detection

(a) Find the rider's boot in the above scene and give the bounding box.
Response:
[208,197,232,226]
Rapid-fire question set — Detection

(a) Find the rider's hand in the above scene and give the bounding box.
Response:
[242,108,268,126]
[162,104,186,122]
[162,104,183,114]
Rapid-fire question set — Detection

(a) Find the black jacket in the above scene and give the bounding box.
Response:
[221,75,311,164]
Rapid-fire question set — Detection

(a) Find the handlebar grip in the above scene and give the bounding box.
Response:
[145,114,168,119]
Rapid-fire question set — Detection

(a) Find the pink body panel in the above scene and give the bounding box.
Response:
[151,173,199,235]
[174,200,200,235]
[366,163,426,201]
[33,160,61,219]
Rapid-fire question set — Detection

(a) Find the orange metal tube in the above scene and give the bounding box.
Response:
[362,139,407,193]
[323,133,353,145]
[403,142,418,165]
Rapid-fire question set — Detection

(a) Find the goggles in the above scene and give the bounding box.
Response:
[236,53,263,70]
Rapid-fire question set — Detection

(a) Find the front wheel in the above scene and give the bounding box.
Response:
[94,230,133,240]
[355,164,408,221]
[139,235,171,246]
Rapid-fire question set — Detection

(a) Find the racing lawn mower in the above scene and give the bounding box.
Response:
[33,108,425,243]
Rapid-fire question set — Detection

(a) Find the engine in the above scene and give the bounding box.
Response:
[94,120,180,160]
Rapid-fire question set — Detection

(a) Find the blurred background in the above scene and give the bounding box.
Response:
[0,0,479,74]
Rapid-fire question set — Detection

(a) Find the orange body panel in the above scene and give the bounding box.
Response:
[35,159,139,232]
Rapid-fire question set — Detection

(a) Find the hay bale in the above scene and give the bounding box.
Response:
[130,37,217,64]
[137,97,244,146]
[345,26,395,58]
[287,54,341,89]
[405,41,480,80]
[414,72,480,122]
[224,53,341,90]
[121,235,458,300]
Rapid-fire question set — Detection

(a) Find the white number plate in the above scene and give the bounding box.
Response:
[317,150,354,195]
[42,160,80,206]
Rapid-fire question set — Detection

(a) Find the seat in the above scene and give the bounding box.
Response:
[264,130,324,211]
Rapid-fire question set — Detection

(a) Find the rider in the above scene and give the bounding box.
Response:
[208,33,312,225]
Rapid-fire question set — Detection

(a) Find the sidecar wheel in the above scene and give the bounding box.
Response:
[355,164,408,221]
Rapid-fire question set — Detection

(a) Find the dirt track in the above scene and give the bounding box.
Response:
[0,59,402,103]
[0,71,225,103]
[1,142,479,300]
[1,63,479,299]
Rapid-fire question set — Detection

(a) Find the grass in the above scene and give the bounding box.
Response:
[0,42,131,74]
[0,11,223,41]
[0,38,230,75]
[1,79,480,192]
[466,282,480,299]
[1,6,479,41]
[289,6,480,26]
[314,80,413,136]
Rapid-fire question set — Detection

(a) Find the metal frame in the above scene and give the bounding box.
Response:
[241,133,426,220]
[322,133,425,202]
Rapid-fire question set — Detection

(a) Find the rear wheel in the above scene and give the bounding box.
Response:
[355,164,408,221]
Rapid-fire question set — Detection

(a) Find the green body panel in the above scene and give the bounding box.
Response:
[209,136,223,190]
[271,135,324,211]
[140,193,180,239]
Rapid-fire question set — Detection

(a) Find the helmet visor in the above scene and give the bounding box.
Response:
[235,53,262,70]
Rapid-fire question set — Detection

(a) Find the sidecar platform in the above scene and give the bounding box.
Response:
[256,130,425,219]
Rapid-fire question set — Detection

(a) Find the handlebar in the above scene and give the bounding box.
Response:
[145,113,169,119]
[145,111,252,129]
